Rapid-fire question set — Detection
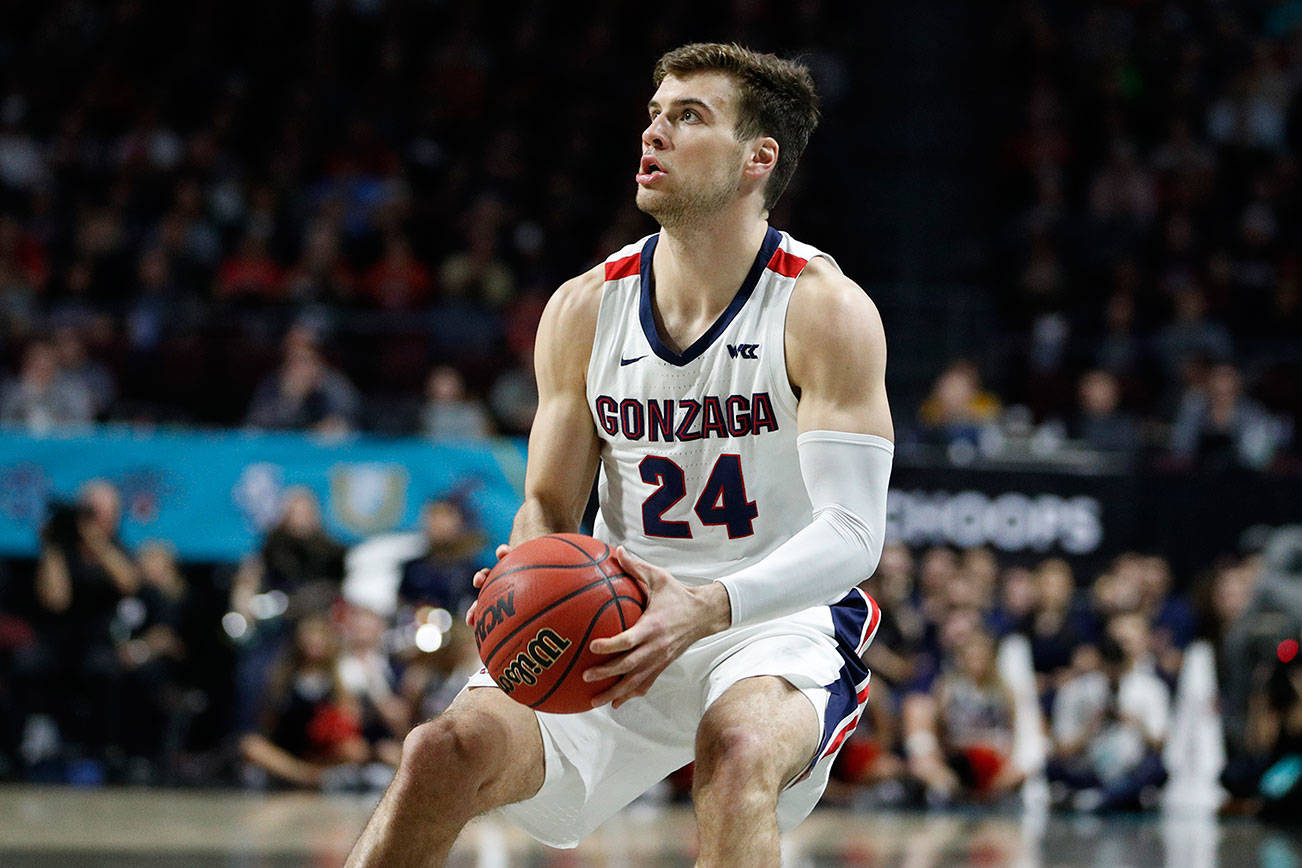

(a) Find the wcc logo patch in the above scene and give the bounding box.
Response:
[727,343,759,359]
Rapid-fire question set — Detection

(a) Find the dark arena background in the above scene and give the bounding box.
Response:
[1,1,1301,865]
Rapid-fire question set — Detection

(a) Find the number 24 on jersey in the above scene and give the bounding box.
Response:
[639,453,758,539]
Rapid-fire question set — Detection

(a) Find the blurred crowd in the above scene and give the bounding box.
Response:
[1,477,1299,826]
[0,1,1296,466]
[973,0,1302,469]
[0,478,487,788]
[834,542,1302,818]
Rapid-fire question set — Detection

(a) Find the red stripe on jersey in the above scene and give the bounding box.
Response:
[766,247,808,278]
[605,253,641,281]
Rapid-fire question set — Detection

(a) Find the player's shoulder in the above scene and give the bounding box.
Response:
[535,264,607,382]
[787,256,884,347]
[542,262,606,333]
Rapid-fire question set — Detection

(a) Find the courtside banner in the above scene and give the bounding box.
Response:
[0,428,525,561]
[889,462,1302,575]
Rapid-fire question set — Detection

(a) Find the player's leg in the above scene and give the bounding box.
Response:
[345,686,544,868]
[692,675,820,867]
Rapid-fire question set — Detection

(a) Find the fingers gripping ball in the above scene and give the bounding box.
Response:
[474,534,647,713]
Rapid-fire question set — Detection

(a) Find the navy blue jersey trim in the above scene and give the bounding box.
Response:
[637,226,783,367]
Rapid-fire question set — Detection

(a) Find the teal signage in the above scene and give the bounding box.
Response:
[0,428,526,561]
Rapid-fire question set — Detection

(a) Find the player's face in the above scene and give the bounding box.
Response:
[636,72,751,227]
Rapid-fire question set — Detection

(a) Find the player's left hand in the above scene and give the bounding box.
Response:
[583,546,731,709]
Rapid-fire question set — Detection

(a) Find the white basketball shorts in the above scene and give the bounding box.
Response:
[462,588,881,849]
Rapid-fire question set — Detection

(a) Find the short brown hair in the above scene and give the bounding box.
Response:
[654,43,820,212]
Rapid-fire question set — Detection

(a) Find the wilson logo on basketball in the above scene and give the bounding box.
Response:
[473,590,517,645]
[495,628,574,695]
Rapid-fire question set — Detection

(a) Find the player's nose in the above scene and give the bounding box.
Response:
[641,117,668,150]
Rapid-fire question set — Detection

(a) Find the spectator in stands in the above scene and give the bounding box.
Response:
[245,327,360,434]
[1136,555,1195,680]
[216,232,283,303]
[903,628,1023,804]
[420,365,492,441]
[52,325,115,419]
[988,565,1037,639]
[32,481,139,775]
[1149,118,1215,204]
[164,179,224,275]
[1088,139,1157,228]
[1169,362,1288,471]
[116,542,189,781]
[1029,558,1097,698]
[828,686,907,801]
[239,614,370,789]
[362,235,431,311]
[337,604,406,769]
[1153,287,1233,382]
[862,544,926,689]
[284,222,355,307]
[1071,369,1141,455]
[959,548,1000,612]
[438,196,515,309]
[1093,555,1149,624]
[1048,613,1170,811]
[917,360,1000,449]
[230,487,347,732]
[233,487,346,620]
[1253,266,1302,341]
[917,545,961,625]
[0,256,39,344]
[0,339,94,432]
[125,247,188,357]
[1215,531,1302,810]
[1221,643,1302,821]
[398,497,481,616]
[489,348,539,436]
[1094,290,1142,380]
[401,620,481,725]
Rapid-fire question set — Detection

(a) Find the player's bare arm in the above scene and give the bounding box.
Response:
[784,257,893,440]
[467,266,604,624]
[510,266,606,540]
[586,257,893,708]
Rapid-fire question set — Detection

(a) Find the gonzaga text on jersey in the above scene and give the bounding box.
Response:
[593,392,780,442]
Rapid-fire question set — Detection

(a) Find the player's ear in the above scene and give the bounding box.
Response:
[744,137,779,181]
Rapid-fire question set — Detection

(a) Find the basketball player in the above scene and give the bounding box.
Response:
[347,43,893,866]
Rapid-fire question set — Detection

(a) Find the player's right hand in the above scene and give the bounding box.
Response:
[465,544,512,627]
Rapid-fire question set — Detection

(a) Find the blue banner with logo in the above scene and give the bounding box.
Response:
[0,429,527,561]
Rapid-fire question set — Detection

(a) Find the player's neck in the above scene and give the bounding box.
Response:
[652,214,770,323]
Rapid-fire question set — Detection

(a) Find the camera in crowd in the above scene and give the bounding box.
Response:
[40,500,95,553]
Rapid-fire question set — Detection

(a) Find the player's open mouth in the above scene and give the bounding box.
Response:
[636,157,667,185]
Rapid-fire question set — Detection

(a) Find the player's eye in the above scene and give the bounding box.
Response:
[682,109,699,122]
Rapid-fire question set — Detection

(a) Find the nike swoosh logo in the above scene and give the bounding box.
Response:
[620,355,647,366]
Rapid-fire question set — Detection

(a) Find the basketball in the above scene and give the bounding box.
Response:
[473,533,647,714]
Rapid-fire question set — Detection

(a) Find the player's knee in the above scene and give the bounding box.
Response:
[400,715,493,785]
[696,723,779,790]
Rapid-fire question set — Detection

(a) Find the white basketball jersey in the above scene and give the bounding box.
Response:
[586,226,838,585]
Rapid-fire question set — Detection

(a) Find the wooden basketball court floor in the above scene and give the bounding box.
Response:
[0,785,1293,867]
